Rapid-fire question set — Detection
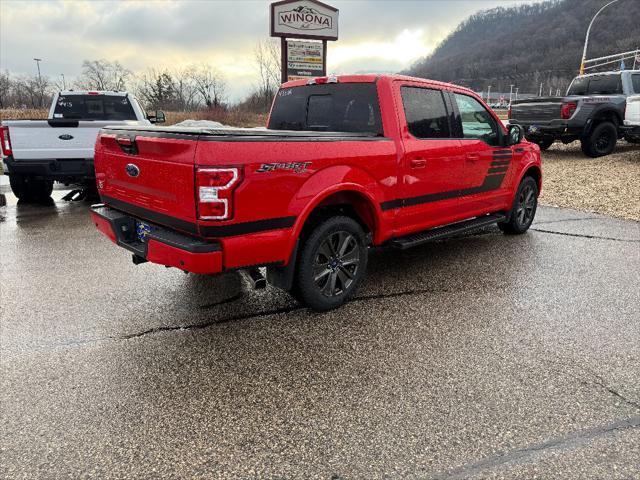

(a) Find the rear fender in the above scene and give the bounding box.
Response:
[284,165,385,262]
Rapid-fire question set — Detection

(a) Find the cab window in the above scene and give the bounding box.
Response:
[401,87,450,139]
[632,74,640,94]
[452,93,499,146]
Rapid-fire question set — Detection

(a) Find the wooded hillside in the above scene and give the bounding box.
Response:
[406,0,640,94]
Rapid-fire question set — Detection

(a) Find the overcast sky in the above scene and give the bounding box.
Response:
[1,0,543,101]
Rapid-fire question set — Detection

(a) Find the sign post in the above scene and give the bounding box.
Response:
[270,0,339,83]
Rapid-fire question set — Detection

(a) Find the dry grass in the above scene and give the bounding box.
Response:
[540,140,640,221]
[0,109,48,121]
[0,108,267,128]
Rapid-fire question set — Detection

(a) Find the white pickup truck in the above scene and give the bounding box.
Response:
[624,74,640,142]
[1,91,164,201]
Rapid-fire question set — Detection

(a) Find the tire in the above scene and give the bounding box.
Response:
[294,216,368,311]
[527,137,554,151]
[9,174,53,202]
[498,176,538,235]
[580,122,617,157]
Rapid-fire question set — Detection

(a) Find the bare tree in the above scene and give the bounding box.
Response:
[252,39,281,111]
[0,70,11,108]
[191,64,227,109]
[76,59,131,91]
[173,67,200,111]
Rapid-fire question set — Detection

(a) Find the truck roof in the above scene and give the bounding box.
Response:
[281,74,475,95]
[57,90,129,96]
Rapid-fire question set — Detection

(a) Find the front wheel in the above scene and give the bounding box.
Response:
[499,176,538,235]
[294,216,368,311]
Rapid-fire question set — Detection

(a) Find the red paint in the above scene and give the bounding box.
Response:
[146,240,223,275]
[91,211,117,244]
[93,74,541,274]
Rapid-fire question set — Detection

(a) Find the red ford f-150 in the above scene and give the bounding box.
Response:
[91,74,541,310]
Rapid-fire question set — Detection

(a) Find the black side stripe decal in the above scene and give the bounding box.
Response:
[488,167,508,174]
[491,160,511,167]
[381,174,506,211]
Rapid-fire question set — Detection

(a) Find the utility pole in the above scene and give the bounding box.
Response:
[60,73,66,90]
[509,84,514,105]
[487,85,492,104]
[580,0,620,74]
[515,87,519,102]
[539,83,543,96]
[33,58,43,107]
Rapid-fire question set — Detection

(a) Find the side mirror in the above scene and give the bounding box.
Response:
[148,110,166,124]
[507,124,524,146]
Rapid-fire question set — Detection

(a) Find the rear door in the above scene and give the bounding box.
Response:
[96,130,199,230]
[395,82,467,234]
[626,73,640,125]
[449,91,512,213]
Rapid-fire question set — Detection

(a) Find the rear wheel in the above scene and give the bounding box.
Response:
[294,216,368,311]
[581,122,617,157]
[499,176,538,235]
[9,174,53,202]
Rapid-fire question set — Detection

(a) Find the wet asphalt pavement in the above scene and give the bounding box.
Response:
[1,187,639,479]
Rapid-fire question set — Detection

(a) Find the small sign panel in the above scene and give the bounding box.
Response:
[271,0,339,41]
[287,40,324,80]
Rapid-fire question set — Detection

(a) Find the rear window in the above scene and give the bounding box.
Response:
[567,76,588,96]
[401,87,450,138]
[53,95,136,120]
[632,74,640,94]
[568,74,623,96]
[268,83,383,135]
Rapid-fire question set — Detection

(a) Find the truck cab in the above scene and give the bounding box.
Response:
[0,91,163,201]
[91,74,541,310]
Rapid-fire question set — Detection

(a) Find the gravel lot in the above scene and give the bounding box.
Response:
[540,140,640,221]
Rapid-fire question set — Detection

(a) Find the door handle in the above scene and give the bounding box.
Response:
[466,153,480,162]
[410,158,426,169]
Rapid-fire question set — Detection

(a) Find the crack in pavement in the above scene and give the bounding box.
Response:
[427,415,640,480]
[4,285,460,358]
[533,217,598,225]
[531,228,640,243]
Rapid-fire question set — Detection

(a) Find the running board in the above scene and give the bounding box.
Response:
[389,213,507,250]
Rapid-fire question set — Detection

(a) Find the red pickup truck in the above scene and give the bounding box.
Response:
[91,74,541,310]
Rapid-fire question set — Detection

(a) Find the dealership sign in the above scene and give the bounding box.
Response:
[271,0,339,41]
[287,40,324,81]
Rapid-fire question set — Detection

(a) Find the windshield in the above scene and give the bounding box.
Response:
[53,95,137,120]
[268,83,383,135]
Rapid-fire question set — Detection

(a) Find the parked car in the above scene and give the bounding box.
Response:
[90,74,541,311]
[508,70,640,156]
[0,91,164,201]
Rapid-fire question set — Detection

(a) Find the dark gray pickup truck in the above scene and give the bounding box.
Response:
[509,70,640,157]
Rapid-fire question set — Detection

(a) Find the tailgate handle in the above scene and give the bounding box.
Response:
[116,135,138,155]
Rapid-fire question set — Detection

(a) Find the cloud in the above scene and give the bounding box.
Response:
[0,0,544,101]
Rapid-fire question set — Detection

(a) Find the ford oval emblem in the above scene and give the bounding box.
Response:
[125,163,140,177]
[58,134,74,140]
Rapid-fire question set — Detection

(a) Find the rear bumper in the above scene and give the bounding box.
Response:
[90,204,223,275]
[510,120,582,138]
[4,156,94,183]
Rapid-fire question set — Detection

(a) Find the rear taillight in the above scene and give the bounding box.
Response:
[560,102,577,119]
[0,126,12,157]
[196,167,241,220]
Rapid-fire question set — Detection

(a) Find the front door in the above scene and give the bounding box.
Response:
[395,83,467,235]
[450,92,512,214]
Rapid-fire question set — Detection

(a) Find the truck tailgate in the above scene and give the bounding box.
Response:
[95,131,199,228]
[510,98,563,122]
[6,120,116,160]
